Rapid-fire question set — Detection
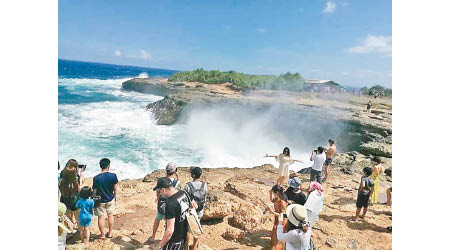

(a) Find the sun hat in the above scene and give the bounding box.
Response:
[286,204,308,227]
[166,162,177,173]
[153,177,173,191]
[288,177,302,189]
[58,202,73,233]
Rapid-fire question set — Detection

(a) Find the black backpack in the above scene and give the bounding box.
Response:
[186,182,207,212]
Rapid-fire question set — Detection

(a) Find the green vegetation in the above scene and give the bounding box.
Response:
[360,85,392,97]
[168,68,307,91]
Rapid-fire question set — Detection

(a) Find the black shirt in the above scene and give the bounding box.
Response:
[284,187,307,205]
[164,190,190,243]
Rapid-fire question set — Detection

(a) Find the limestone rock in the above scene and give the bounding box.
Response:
[359,141,392,158]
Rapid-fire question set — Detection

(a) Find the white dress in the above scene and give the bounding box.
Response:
[276,153,295,178]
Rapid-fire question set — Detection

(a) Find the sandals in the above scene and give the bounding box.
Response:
[106,232,113,238]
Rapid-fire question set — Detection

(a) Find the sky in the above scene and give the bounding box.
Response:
[59,0,392,88]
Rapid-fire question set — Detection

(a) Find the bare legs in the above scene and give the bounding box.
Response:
[352,207,368,220]
[387,188,392,206]
[79,226,90,246]
[98,215,106,238]
[276,176,286,186]
[324,165,330,181]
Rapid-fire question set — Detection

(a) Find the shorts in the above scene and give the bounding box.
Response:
[79,214,93,227]
[162,239,186,250]
[324,158,333,166]
[310,169,323,183]
[95,200,115,217]
[356,193,370,208]
[156,211,165,221]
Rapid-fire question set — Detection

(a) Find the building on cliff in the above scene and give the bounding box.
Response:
[305,80,346,93]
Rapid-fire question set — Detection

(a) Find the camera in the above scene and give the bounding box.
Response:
[283,213,288,219]
[313,150,318,153]
[78,164,87,172]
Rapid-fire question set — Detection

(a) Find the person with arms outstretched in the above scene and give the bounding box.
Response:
[266,147,303,186]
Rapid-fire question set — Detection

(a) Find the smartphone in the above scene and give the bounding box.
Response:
[283,213,288,219]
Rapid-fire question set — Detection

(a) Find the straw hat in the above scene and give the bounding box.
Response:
[58,202,73,234]
[286,204,308,227]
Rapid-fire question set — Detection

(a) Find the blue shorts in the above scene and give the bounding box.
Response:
[79,214,93,227]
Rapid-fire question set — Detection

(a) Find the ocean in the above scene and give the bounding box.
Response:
[59,59,346,180]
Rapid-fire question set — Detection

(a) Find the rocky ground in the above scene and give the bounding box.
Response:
[66,156,392,250]
[63,78,393,249]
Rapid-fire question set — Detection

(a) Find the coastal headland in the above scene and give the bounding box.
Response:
[66,76,392,249]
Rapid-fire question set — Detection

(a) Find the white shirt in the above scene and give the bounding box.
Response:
[311,152,326,171]
[304,190,324,215]
[276,224,311,250]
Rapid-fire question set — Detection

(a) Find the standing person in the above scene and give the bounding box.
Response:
[371,157,383,204]
[269,185,288,250]
[284,177,307,205]
[153,177,190,250]
[386,187,392,206]
[184,167,208,250]
[304,181,324,227]
[148,162,182,242]
[76,186,95,246]
[323,139,336,182]
[265,147,303,186]
[59,159,81,227]
[352,167,374,221]
[93,158,118,239]
[276,204,312,250]
[309,147,326,183]
[367,101,372,111]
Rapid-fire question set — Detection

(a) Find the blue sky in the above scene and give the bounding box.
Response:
[59,0,392,87]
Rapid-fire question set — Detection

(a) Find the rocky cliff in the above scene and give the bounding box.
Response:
[122,78,392,159]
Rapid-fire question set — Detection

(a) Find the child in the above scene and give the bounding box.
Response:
[76,186,95,246]
[352,167,374,221]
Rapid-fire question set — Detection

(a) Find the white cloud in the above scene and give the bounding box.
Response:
[323,1,336,13]
[114,50,121,57]
[139,50,151,60]
[257,28,266,33]
[346,35,392,55]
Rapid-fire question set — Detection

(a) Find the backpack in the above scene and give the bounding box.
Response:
[186,182,207,212]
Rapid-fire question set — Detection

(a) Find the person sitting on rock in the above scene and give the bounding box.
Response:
[304,181,324,227]
[265,147,303,186]
[284,177,307,205]
[276,204,312,250]
[148,162,182,242]
[352,167,374,221]
[269,185,288,250]
[184,167,208,250]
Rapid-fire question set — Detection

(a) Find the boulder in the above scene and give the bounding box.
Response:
[222,227,245,241]
[202,189,232,220]
[359,141,392,158]
[146,96,186,125]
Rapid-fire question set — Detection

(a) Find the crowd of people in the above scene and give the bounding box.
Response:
[57,138,391,250]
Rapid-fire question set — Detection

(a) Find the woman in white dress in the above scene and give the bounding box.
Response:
[266,147,303,186]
